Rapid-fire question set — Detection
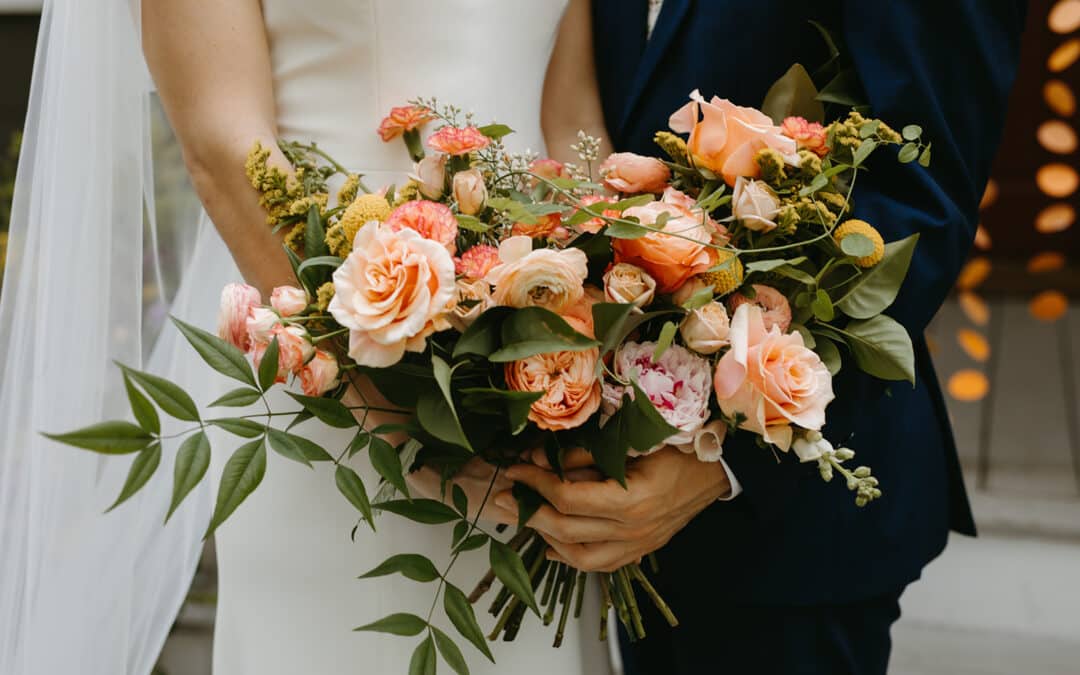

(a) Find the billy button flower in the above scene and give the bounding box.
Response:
[833,219,885,268]
[701,249,744,296]
[325,193,393,257]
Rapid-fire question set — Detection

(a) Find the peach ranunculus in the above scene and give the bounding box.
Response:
[413,154,447,200]
[727,284,792,333]
[299,349,341,396]
[613,196,717,293]
[270,286,307,317]
[713,303,834,451]
[384,200,459,253]
[669,90,798,186]
[603,262,656,310]
[504,316,601,431]
[218,283,261,351]
[427,126,491,156]
[484,236,588,314]
[780,116,829,157]
[573,195,619,234]
[377,105,435,142]
[455,244,501,280]
[329,221,456,368]
[599,152,671,193]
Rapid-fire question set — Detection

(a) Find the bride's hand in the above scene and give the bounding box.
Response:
[407,458,518,526]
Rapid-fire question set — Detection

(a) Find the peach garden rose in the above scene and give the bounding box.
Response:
[485,236,588,314]
[613,194,716,293]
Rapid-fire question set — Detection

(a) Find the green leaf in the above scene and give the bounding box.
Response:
[792,323,816,348]
[852,139,877,167]
[902,124,923,141]
[761,63,825,125]
[209,387,263,408]
[206,437,267,537]
[842,315,916,384]
[370,435,408,496]
[815,68,865,107]
[376,498,460,524]
[123,373,160,435]
[354,613,427,637]
[296,255,343,279]
[918,142,932,168]
[459,387,542,435]
[444,584,494,662]
[432,627,469,675]
[653,321,678,360]
[604,219,651,239]
[336,465,375,530]
[417,389,473,451]
[593,382,679,485]
[478,123,513,140]
[257,337,280,391]
[455,214,491,233]
[898,143,919,164]
[121,366,200,422]
[286,392,358,428]
[167,431,211,522]
[170,316,256,387]
[287,432,335,462]
[840,232,875,258]
[453,306,512,359]
[348,430,372,458]
[452,520,469,547]
[409,635,437,675]
[835,233,920,319]
[592,305,680,357]
[771,264,818,286]
[359,553,440,583]
[44,420,154,455]
[511,482,544,530]
[304,204,329,259]
[811,289,835,322]
[680,285,716,311]
[455,534,488,553]
[489,539,539,615]
[813,334,843,376]
[209,417,266,439]
[451,484,468,518]
[106,443,161,512]
[266,427,313,466]
[489,307,599,362]
[431,355,473,452]
[859,120,881,139]
[798,172,829,197]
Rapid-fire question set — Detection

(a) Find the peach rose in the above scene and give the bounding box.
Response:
[603,262,657,310]
[781,116,829,157]
[680,301,731,355]
[574,195,619,234]
[727,284,792,333]
[329,221,456,368]
[600,152,671,193]
[245,306,280,347]
[613,198,716,293]
[271,324,315,373]
[713,303,834,451]
[270,286,307,317]
[452,168,487,216]
[427,126,491,156]
[377,105,435,142]
[445,278,492,332]
[529,158,569,182]
[384,199,458,253]
[661,187,729,244]
[217,283,261,351]
[455,244,500,280]
[731,177,781,233]
[669,90,797,186]
[485,236,588,314]
[413,154,447,200]
[299,349,341,396]
[511,213,566,241]
[505,316,601,431]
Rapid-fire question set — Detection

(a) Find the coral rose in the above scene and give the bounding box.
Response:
[603,262,657,310]
[455,244,501,280]
[218,283,261,351]
[329,221,456,368]
[600,152,671,193]
[377,105,434,142]
[781,116,829,157]
[384,199,458,253]
[271,324,315,373]
[731,177,781,233]
[727,284,792,333]
[505,316,601,431]
[614,197,716,293]
[713,304,834,451]
[669,90,798,186]
[270,286,307,317]
[485,236,588,314]
[299,349,341,396]
[529,158,569,182]
[427,126,491,156]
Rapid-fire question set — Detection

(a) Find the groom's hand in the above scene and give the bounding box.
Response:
[497,448,731,572]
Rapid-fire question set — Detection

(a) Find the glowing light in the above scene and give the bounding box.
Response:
[958,292,990,326]
[1035,203,1076,233]
[979,179,999,210]
[957,257,992,290]
[948,370,990,402]
[1044,80,1077,116]
[1048,39,1080,72]
[1029,290,1069,322]
[957,329,991,362]
[1049,0,1080,33]
[1027,252,1068,273]
[1037,120,1079,154]
[974,224,992,250]
[1036,163,1080,197]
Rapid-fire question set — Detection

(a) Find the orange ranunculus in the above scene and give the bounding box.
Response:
[669,90,797,186]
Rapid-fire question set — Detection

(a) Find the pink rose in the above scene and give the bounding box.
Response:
[427,126,491,156]
[329,221,456,368]
[680,301,731,355]
[271,324,315,373]
[299,350,341,396]
[452,168,487,216]
[731,177,781,233]
[485,236,588,314]
[384,200,458,253]
[245,306,280,347]
[669,90,797,186]
[270,286,307,317]
[217,283,261,351]
[713,303,834,451]
[529,158,569,182]
[413,154,447,200]
[727,284,792,333]
[599,152,671,193]
[377,105,435,142]
[455,244,500,280]
[780,116,829,157]
[603,262,657,310]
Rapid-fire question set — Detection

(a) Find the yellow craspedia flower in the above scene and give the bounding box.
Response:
[701,250,744,296]
[654,131,688,164]
[834,219,885,267]
[340,193,392,242]
[315,281,336,312]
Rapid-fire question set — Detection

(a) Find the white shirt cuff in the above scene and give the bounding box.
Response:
[717,456,743,501]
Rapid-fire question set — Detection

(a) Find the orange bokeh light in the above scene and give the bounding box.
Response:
[1036,163,1080,197]
[974,224,992,250]
[948,370,990,402]
[1048,38,1080,72]
[1037,120,1079,154]
[1049,0,1080,33]
[1035,203,1077,233]
[957,329,991,362]
[979,179,999,210]
[958,291,990,326]
[1027,251,1068,273]
[1029,290,1069,322]
[957,257,992,290]
[1044,80,1077,116]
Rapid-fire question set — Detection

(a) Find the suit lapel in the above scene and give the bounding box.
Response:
[616,0,693,137]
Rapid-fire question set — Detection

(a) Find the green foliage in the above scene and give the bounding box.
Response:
[124,373,160,435]
[170,317,256,387]
[409,635,437,675]
[209,387,263,408]
[121,366,200,422]
[335,465,375,531]
[209,417,266,439]
[478,123,513,140]
[443,583,494,661]
[360,554,441,583]
[376,498,460,524]
[265,427,314,466]
[488,307,599,363]
[761,63,825,125]
[257,338,280,391]
[459,388,542,436]
[107,443,161,512]
[370,435,409,495]
[286,392,358,428]
[354,613,428,637]
[167,431,211,522]
[44,420,154,455]
[836,234,919,319]
[206,437,267,537]
[432,626,469,675]
[590,382,678,485]
[489,539,539,615]
[839,232,875,258]
[303,204,329,259]
[511,482,544,530]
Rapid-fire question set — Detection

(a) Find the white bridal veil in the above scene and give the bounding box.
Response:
[0,0,211,672]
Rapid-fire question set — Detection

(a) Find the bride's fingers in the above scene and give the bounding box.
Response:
[522,503,636,545]
[527,446,595,471]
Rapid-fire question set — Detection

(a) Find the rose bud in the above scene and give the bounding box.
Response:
[731,176,781,233]
[299,350,341,397]
[414,154,447,200]
[270,286,307,317]
[245,306,280,348]
[599,152,671,193]
[452,168,487,216]
[603,262,657,311]
[679,301,731,355]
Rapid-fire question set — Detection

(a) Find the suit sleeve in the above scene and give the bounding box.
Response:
[719,0,1025,519]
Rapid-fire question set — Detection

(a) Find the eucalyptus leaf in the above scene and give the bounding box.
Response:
[336,464,375,530]
[166,431,211,522]
[444,583,495,662]
[123,373,160,435]
[604,219,651,240]
[170,316,256,387]
[898,143,919,164]
[918,143,932,168]
[44,420,154,455]
[745,256,808,274]
[478,123,513,140]
[489,539,539,614]
[206,437,267,537]
[902,124,923,141]
[359,553,440,583]
[811,289,836,322]
[840,232,875,258]
[376,498,460,524]
[681,285,716,310]
[121,366,200,422]
[835,233,919,319]
[209,387,263,408]
[106,443,161,512]
[354,613,427,637]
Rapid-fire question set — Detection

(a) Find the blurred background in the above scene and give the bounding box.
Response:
[0,2,1077,674]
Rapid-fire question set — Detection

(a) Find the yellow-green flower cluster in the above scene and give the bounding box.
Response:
[654,131,689,164]
[337,173,361,205]
[755,148,788,186]
[315,281,335,311]
[245,141,305,228]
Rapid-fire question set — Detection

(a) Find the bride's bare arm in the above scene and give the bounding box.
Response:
[541,0,614,165]
[142,0,294,298]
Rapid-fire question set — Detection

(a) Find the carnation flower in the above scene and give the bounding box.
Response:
[455,244,500,280]
[377,105,435,142]
[780,116,829,157]
[485,236,587,314]
[427,126,491,156]
[384,200,459,253]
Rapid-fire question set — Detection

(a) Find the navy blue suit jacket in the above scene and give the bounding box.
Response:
[593,0,1024,607]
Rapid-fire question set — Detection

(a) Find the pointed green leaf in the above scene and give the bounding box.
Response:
[813,334,843,376]
[489,307,600,363]
[459,388,542,436]
[348,430,372,458]
[918,143,932,168]
[842,314,916,384]
[121,366,200,422]
[454,534,488,553]
[359,554,440,583]
[511,482,544,530]
[761,62,825,125]
[167,431,211,522]
[489,539,539,615]
[106,443,161,512]
[209,417,266,438]
[835,234,920,319]
[453,306,512,359]
[258,337,280,392]
[444,583,494,662]
[375,498,460,524]
[44,420,153,455]
[478,123,513,140]
[432,627,469,675]
[370,435,408,495]
[209,388,263,408]
[592,382,679,485]
[336,465,375,530]
[451,484,468,518]
[417,390,473,451]
[430,355,473,452]
[124,373,160,435]
[170,316,256,386]
[409,635,437,675]
[354,613,427,637]
[304,204,329,259]
[286,392,358,428]
[266,427,313,467]
[206,437,266,537]
[898,142,919,163]
[652,321,678,360]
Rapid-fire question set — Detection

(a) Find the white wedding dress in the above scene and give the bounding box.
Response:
[148,2,611,673]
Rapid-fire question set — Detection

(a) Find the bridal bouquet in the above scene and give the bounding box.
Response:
[49,78,929,672]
